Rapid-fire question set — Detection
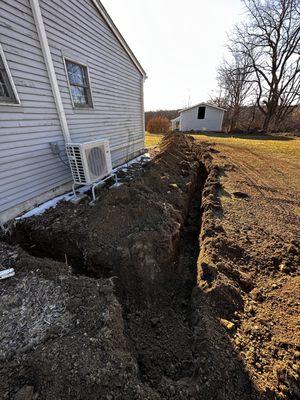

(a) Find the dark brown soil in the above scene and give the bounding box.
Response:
[1,133,299,400]
[0,241,158,400]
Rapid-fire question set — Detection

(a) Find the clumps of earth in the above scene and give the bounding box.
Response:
[0,241,157,400]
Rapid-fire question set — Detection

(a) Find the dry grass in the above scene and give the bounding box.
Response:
[145,132,300,165]
[145,132,164,148]
[194,132,300,165]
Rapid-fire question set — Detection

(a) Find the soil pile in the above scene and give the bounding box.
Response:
[12,134,209,306]
[0,241,158,400]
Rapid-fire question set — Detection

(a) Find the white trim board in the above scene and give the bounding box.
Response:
[180,103,226,113]
[30,0,71,143]
[0,43,21,106]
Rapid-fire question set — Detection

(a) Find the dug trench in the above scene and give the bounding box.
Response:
[2,134,259,399]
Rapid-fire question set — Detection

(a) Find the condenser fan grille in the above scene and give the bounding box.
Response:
[85,145,108,180]
[66,145,87,184]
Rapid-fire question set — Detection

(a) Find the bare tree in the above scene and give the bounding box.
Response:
[217,53,253,131]
[232,0,300,130]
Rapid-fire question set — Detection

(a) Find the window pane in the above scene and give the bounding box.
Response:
[0,70,10,98]
[0,49,18,104]
[65,60,92,108]
[66,61,86,86]
[70,85,88,105]
[0,68,16,102]
[198,107,206,119]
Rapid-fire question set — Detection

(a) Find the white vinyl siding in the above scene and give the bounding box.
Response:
[0,0,71,223]
[0,0,145,224]
[180,105,224,131]
[40,0,144,164]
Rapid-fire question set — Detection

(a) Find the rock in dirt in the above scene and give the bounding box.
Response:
[233,191,250,199]
[14,386,34,400]
[220,318,235,331]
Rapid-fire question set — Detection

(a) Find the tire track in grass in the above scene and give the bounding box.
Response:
[219,144,293,217]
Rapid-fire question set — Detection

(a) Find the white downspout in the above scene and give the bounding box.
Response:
[29,0,71,143]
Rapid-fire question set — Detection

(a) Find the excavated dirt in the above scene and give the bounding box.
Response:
[11,134,206,303]
[0,133,299,400]
[197,142,300,400]
[0,241,157,400]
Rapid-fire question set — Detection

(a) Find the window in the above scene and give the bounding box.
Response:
[65,60,93,108]
[0,45,20,104]
[197,106,206,119]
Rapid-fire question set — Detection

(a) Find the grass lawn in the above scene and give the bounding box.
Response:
[145,133,164,149]
[145,132,300,165]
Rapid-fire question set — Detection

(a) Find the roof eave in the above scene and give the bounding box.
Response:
[180,103,226,113]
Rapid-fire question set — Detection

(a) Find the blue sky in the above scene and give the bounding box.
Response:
[103,0,244,111]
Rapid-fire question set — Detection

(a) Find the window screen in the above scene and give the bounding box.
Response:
[197,106,206,119]
[0,53,18,104]
[66,60,93,108]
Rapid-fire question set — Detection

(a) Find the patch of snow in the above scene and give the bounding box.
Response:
[16,185,90,220]
[112,152,150,173]
[110,182,123,189]
[16,152,150,220]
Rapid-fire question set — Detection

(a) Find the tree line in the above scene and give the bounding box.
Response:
[213,0,300,132]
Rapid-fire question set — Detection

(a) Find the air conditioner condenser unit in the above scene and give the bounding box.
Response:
[66,139,113,185]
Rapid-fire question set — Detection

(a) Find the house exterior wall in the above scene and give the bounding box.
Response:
[180,105,224,131]
[0,0,71,225]
[40,0,145,163]
[0,0,145,225]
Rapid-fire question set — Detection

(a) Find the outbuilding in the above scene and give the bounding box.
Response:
[0,0,146,225]
[171,103,226,132]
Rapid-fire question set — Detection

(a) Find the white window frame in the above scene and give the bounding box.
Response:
[63,56,94,110]
[0,44,21,106]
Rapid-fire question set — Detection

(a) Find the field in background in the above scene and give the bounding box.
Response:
[145,132,300,165]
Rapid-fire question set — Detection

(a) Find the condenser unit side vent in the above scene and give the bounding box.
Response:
[66,145,87,184]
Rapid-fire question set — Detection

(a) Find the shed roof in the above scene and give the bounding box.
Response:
[92,0,147,78]
[171,116,181,122]
[180,102,226,113]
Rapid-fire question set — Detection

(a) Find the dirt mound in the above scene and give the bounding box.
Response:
[12,134,205,304]
[196,144,300,399]
[0,241,158,400]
